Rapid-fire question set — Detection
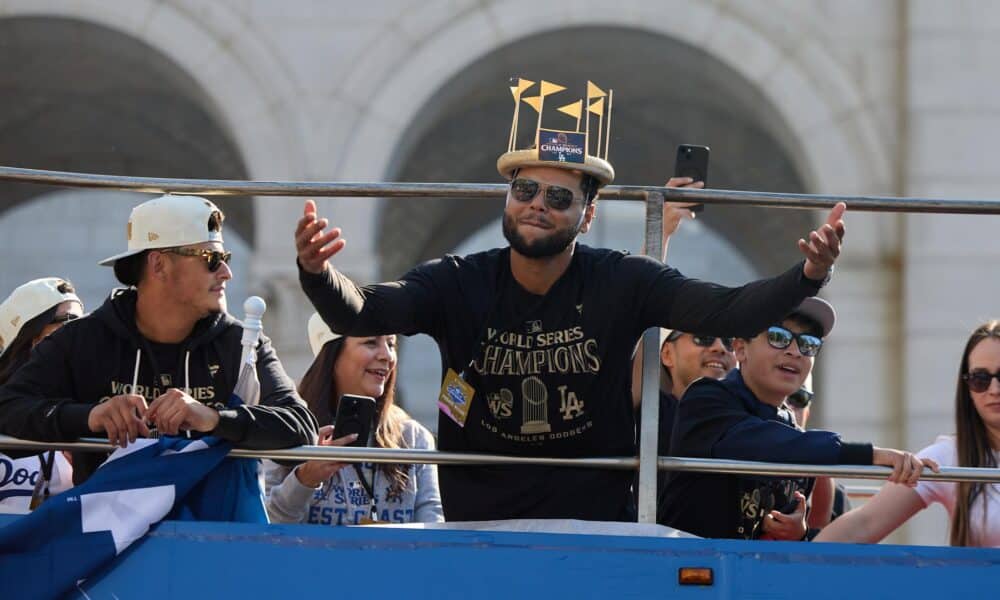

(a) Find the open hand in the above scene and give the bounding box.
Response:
[295,200,347,274]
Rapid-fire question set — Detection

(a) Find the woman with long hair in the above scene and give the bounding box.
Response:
[817,321,1000,546]
[0,278,83,513]
[265,313,443,525]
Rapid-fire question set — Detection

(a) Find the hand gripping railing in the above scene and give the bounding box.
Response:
[1,435,999,484]
[6,164,1000,523]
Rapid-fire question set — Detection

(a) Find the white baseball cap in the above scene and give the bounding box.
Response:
[0,278,82,356]
[307,312,343,357]
[98,194,224,266]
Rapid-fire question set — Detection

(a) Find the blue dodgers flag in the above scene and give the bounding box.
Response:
[0,390,267,598]
[0,436,232,598]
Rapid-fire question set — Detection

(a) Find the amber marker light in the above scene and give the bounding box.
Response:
[678,567,714,586]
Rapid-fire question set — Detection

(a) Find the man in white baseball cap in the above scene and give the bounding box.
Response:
[0,194,317,484]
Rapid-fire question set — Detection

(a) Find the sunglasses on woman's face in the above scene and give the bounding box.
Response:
[509,178,578,211]
[963,370,1000,393]
[689,334,735,352]
[764,326,823,357]
[162,248,233,272]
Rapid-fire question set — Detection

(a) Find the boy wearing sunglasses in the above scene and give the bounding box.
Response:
[658,297,936,540]
[0,195,317,484]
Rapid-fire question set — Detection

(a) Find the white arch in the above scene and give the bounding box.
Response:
[1,0,306,181]
[337,0,889,196]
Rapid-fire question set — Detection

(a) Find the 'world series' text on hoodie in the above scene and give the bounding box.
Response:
[0,288,318,484]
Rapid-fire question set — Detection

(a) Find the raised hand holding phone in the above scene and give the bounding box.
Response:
[672,144,710,213]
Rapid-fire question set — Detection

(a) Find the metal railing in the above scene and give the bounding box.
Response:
[4,165,1000,212]
[2,435,999,484]
[4,165,1000,524]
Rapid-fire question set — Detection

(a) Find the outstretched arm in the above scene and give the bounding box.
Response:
[295,200,442,337]
[814,483,926,543]
[634,203,847,338]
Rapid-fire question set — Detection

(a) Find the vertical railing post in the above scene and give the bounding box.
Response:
[637,191,664,523]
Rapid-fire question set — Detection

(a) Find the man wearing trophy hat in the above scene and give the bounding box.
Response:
[296,79,844,522]
[0,195,318,484]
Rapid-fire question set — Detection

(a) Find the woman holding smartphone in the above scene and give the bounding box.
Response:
[265,313,443,525]
[817,321,1000,546]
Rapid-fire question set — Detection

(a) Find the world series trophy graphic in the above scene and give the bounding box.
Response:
[498,77,616,187]
[520,376,551,434]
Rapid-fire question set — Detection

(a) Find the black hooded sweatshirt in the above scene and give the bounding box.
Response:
[0,289,318,484]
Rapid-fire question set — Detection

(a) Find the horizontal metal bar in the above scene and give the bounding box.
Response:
[0,436,637,470]
[3,165,1000,214]
[2,436,998,484]
[656,456,1000,483]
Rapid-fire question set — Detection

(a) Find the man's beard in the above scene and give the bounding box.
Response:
[502,213,580,258]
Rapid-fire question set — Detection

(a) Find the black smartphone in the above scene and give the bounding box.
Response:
[331,394,376,448]
[674,144,710,213]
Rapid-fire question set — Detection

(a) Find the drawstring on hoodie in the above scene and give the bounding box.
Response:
[131,348,141,391]
[131,348,194,438]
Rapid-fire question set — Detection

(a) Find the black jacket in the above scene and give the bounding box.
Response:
[301,244,824,521]
[657,369,872,539]
[0,289,318,483]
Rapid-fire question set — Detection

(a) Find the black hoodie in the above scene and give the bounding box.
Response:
[0,289,318,484]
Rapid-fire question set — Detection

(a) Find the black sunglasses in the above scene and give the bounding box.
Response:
[764,326,823,357]
[963,370,1000,393]
[50,313,80,325]
[509,178,578,211]
[786,388,814,409]
[689,334,735,352]
[162,248,232,272]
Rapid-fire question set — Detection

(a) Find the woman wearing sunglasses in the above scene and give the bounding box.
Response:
[817,321,1000,546]
[0,278,82,513]
[265,314,443,526]
[659,297,937,541]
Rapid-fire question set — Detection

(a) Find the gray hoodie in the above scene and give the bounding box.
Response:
[265,419,444,525]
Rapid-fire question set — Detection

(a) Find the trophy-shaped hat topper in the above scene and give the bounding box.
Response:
[497,78,615,187]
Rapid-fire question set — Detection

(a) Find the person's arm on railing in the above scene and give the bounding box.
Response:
[813,483,926,543]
